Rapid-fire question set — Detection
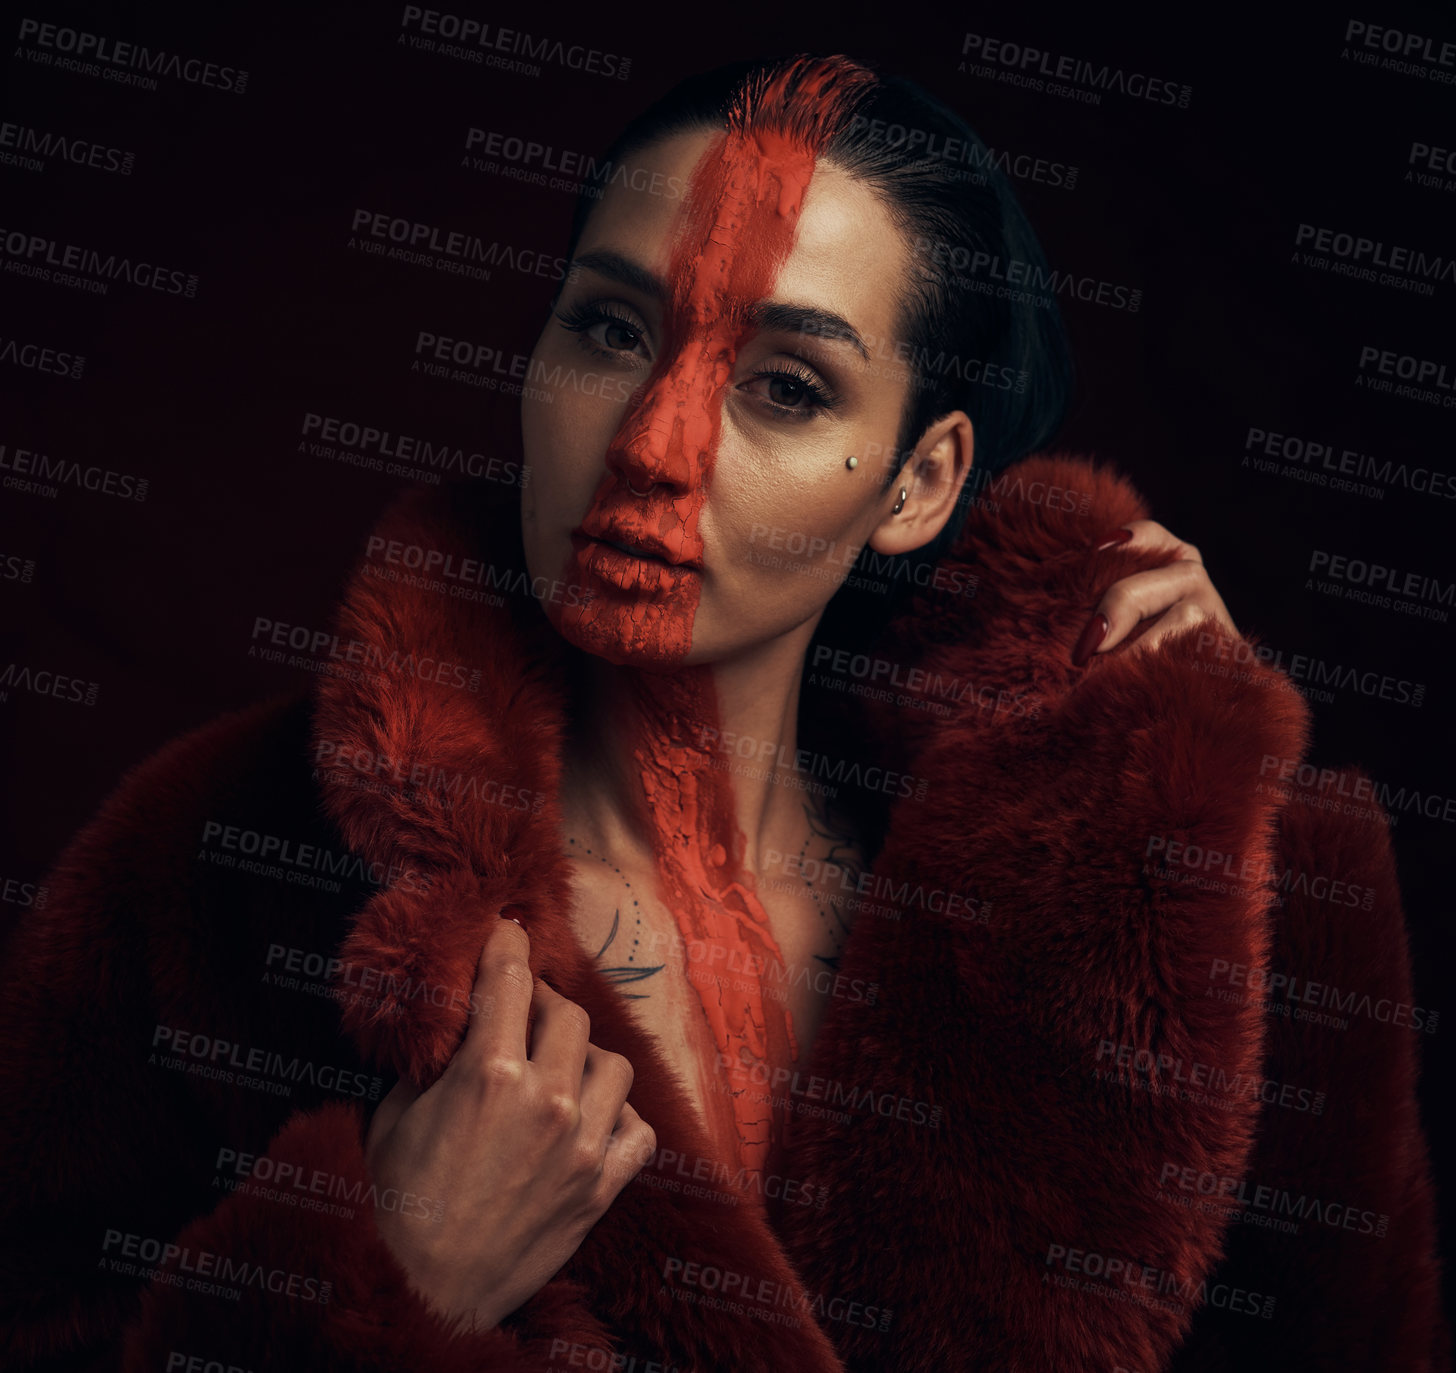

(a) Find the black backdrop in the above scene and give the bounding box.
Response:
[3,0,1452,1330]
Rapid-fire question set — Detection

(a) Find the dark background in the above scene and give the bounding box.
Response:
[4,0,1452,1323]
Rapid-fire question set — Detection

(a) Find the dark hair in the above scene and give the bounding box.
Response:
[563,55,1073,544]
[555,52,1074,688]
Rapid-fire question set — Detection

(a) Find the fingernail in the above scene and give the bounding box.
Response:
[1072,612,1109,667]
[1096,528,1133,551]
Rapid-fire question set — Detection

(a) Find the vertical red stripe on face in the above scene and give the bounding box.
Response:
[559,58,873,1180]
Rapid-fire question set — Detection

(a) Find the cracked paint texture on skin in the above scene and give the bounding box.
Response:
[559,57,874,1182]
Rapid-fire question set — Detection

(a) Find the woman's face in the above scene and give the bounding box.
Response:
[520,125,944,669]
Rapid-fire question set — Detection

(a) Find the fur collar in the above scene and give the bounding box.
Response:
[309,451,1312,1370]
[312,453,1159,1079]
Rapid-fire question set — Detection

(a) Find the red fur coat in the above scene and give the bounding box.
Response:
[0,454,1446,1372]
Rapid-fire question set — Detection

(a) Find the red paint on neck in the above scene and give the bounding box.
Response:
[559,58,872,1181]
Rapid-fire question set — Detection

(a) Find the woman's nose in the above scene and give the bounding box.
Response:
[604,346,723,496]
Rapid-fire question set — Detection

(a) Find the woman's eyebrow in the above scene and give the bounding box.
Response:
[568,248,870,361]
[569,249,666,301]
[749,301,870,361]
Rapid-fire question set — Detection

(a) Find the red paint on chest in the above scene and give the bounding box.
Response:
[560,60,872,1181]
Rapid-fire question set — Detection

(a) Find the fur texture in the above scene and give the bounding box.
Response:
[0,453,1445,1371]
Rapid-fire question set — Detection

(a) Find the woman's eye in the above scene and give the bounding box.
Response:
[764,375,813,407]
[591,318,644,353]
[742,368,837,419]
[554,303,649,360]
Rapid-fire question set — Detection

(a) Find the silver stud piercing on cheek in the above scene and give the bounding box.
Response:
[845,455,858,470]
[892,487,907,516]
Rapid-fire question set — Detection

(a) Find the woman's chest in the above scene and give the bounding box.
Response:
[563,852,851,1162]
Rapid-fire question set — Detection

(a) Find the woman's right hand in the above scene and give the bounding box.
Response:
[363,915,656,1332]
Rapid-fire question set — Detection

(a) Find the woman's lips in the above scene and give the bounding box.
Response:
[609,538,668,562]
[575,507,704,570]
[569,531,700,593]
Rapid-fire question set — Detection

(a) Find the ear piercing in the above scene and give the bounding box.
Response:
[847,455,905,514]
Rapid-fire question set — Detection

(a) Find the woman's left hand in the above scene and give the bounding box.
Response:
[1071,521,1238,667]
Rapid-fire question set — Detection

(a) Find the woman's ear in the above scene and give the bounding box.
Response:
[866,411,974,558]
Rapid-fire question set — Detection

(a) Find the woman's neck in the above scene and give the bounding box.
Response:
[559,628,818,876]
[557,629,828,1177]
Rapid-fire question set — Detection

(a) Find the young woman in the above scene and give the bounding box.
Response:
[0,54,1445,1373]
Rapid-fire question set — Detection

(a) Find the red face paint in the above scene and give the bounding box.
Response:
[554,57,873,1182]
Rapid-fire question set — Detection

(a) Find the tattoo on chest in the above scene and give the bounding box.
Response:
[592,907,665,1000]
[584,797,865,1000]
